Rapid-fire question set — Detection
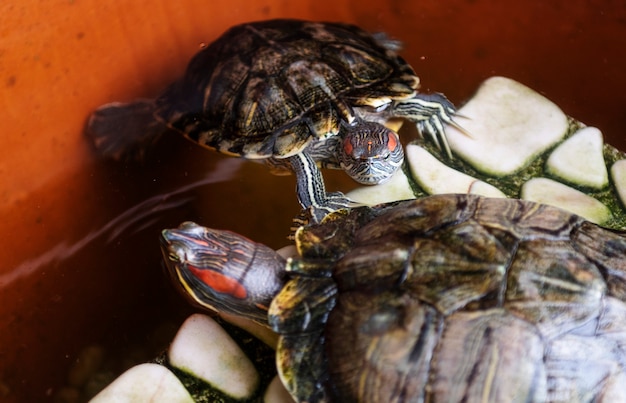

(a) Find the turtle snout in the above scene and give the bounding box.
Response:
[348,159,401,185]
[341,126,404,185]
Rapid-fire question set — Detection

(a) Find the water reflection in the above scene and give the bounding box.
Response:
[0,159,244,289]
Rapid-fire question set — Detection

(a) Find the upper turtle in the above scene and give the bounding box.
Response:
[161,194,626,402]
[87,19,458,222]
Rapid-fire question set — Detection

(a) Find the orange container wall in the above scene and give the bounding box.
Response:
[1,1,626,402]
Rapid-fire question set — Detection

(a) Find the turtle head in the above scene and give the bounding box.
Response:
[160,222,287,326]
[340,121,404,185]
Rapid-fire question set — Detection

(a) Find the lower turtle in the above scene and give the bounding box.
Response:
[87,19,458,222]
[161,193,626,402]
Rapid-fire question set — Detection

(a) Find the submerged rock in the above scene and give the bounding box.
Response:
[90,364,193,403]
[168,314,260,400]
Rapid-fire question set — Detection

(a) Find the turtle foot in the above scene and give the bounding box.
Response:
[393,92,458,158]
[290,193,357,236]
[307,192,358,224]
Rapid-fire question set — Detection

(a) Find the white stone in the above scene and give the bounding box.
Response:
[521,178,611,224]
[347,168,415,205]
[406,144,506,197]
[276,245,298,259]
[611,160,626,208]
[89,363,193,403]
[168,314,259,400]
[264,376,295,403]
[445,76,569,176]
[218,311,278,349]
[546,127,608,189]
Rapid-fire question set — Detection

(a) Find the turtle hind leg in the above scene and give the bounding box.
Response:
[287,153,354,223]
[85,99,167,161]
[392,92,459,158]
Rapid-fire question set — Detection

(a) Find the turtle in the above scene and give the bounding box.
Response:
[87,19,459,222]
[160,193,626,402]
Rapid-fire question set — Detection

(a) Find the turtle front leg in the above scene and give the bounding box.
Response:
[392,93,458,158]
[287,153,352,223]
[276,332,331,403]
[270,276,338,403]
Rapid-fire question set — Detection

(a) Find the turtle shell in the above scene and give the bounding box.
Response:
[270,193,626,402]
[155,19,419,159]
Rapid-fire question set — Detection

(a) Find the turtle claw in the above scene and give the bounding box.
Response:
[420,111,474,161]
[446,112,473,139]
[290,193,358,236]
[417,117,453,159]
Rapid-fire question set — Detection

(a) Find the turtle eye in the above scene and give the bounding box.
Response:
[168,252,181,263]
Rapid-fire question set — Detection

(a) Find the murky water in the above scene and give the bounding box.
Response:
[2,2,626,402]
[0,131,358,402]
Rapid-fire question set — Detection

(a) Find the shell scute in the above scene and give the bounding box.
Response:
[505,239,606,338]
[322,43,394,85]
[237,76,301,135]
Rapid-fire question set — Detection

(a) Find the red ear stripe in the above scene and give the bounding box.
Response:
[387,133,398,151]
[188,264,248,299]
[343,137,354,155]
